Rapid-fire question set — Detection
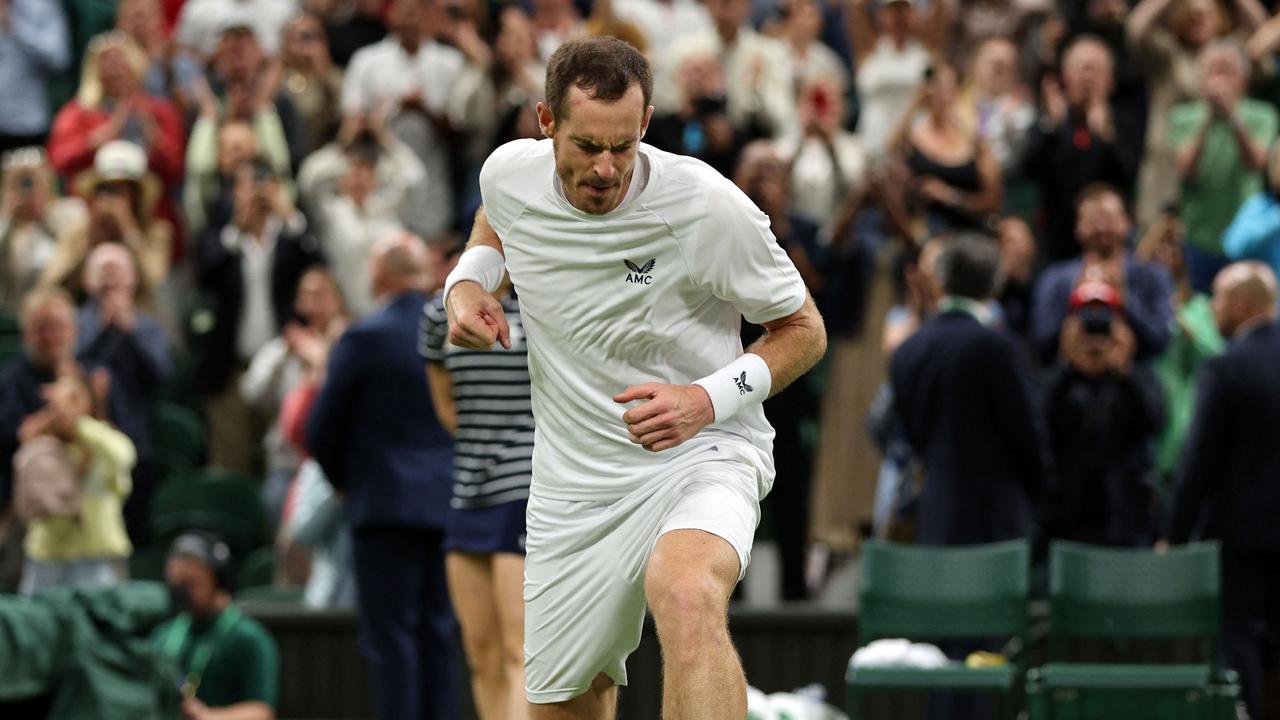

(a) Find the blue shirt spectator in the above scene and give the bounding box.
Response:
[1222,191,1280,283]
[0,0,71,146]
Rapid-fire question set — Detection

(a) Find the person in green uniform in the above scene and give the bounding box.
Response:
[152,532,280,720]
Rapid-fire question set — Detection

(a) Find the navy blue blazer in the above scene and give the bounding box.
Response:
[306,292,454,531]
[889,311,1048,545]
[1170,322,1280,549]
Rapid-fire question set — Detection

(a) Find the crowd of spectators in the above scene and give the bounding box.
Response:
[2,0,1280,717]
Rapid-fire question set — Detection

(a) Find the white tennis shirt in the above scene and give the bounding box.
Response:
[479,139,807,501]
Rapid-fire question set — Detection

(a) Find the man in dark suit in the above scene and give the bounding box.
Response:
[890,235,1047,546]
[306,233,459,720]
[194,158,324,475]
[1170,261,1280,720]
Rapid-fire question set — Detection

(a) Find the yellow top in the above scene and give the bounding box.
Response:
[24,417,135,562]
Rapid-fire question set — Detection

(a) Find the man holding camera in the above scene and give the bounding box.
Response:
[0,147,87,312]
[1031,182,1174,366]
[645,51,744,178]
[194,158,324,476]
[1042,281,1165,546]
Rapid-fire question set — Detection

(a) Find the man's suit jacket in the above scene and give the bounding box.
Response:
[1170,322,1280,548]
[306,291,453,531]
[193,218,324,394]
[890,310,1047,545]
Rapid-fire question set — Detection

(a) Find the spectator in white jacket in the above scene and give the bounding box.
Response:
[296,113,425,317]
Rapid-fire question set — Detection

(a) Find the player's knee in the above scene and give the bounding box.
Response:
[648,570,728,647]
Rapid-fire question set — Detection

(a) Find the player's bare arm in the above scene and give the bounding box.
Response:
[746,293,828,391]
[616,294,827,453]
[445,206,512,350]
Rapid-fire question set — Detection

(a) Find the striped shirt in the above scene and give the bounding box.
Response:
[419,292,534,509]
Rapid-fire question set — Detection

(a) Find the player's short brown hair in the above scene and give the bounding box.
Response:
[545,36,653,120]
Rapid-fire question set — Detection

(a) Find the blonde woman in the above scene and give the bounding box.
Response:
[47,32,184,194]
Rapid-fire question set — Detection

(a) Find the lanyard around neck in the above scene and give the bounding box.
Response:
[161,606,242,692]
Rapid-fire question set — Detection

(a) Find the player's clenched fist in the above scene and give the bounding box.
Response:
[614,382,715,452]
[446,281,511,350]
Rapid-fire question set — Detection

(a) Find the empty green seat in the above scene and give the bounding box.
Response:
[1026,541,1238,720]
[151,401,206,469]
[846,539,1031,720]
[236,546,276,591]
[127,543,170,583]
[150,473,266,555]
[849,663,1014,691]
[0,311,18,337]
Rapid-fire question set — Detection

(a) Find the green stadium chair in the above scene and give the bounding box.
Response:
[1026,541,1239,720]
[846,539,1031,720]
[151,401,206,469]
[150,472,267,556]
[236,546,276,591]
[150,447,194,484]
[127,543,170,582]
[155,349,198,408]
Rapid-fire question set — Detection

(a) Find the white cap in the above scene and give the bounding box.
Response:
[216,9,262,43]
[93,140,148,183]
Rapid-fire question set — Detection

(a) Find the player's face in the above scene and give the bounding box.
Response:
[539,84,653,215]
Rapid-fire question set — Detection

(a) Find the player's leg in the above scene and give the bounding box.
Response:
[493,552,528,720]
[528,673,618,720]
[447,551,506,719]
[524,492,650,719]
[645,529,745,720]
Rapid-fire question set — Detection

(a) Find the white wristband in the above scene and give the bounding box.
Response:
[692,353,771,423]
[443,245,506,304]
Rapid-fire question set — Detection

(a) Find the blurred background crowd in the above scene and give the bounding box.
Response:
[2,0,1280,717]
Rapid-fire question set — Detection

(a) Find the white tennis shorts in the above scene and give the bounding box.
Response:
[523,446,766,704]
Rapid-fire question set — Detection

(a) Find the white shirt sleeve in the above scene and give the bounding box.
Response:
[478,139,540,237]
[341,51,372,114]
[683,179,808,325]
